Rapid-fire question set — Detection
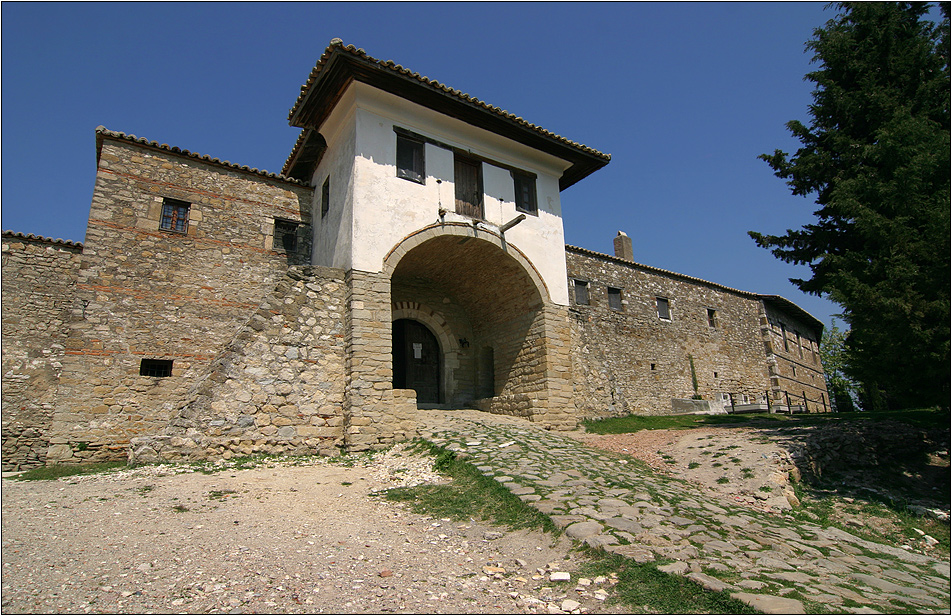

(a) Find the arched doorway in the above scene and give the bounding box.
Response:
[392,318,441,404]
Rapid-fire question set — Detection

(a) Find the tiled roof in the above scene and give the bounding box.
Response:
[284,40,611,185]
[95,127,309,186]
[2,230,83,249]
[565,244,824,331]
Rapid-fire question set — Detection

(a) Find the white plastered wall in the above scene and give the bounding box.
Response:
[310,88,357,271]
[313,81,575,306]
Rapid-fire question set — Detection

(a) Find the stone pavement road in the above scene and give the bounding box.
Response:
[418,410,951,615]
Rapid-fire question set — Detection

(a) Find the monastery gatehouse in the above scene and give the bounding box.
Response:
[1,40,829,469]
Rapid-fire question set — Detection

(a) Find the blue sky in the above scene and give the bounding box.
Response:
[3,2,858,327]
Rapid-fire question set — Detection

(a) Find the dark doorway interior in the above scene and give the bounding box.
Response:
[392,319,441,404]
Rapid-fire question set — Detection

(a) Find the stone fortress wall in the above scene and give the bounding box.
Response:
[566,235,828,417]
[1,234,83,470]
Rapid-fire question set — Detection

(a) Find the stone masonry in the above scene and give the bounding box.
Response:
[1,233,83,470]
[566,241,828,417]
[128,266,348,463]
[46,130,314,464]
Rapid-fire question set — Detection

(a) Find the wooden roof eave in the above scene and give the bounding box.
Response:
[288,50,609,191]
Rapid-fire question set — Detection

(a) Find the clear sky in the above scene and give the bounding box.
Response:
[3,2,858,327]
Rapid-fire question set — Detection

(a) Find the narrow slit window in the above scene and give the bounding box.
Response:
[513,171,537,215]
[321,177,330,218]
[608,287,623,311]
[574,280,590,306]
[657,297,671,320]
[160,198,190,233]
[396,134,425,183]
[707,308,717,328]
[140,359,173,378]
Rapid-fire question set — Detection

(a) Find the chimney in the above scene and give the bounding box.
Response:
[613,231,633,261]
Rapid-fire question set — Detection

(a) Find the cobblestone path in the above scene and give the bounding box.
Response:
[418,410,951,615]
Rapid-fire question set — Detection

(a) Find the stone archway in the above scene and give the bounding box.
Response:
[382,223,574,425]
[392,302,460,405]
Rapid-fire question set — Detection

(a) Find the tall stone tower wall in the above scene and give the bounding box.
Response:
[46,134,315,463]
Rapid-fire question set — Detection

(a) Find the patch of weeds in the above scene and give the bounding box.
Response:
[382,440,556,534]
[136,485,155,495]
[341,481,353,486]
[729,457,742,464]
[687,461,700,470]
[741,468,754,479]
[207,489,237,501]
[328,449,380,468]
[171,504,189,513]
[575,548,757,614]
[711,462,723,468]
[758,486,772,493]
[13,461,127,481]
[712,452,726,458]
[723,445,740,450]
[716,477,730,484]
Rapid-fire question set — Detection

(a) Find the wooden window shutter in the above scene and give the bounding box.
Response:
[454,156,483,219]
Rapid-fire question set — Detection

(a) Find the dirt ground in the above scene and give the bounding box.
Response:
[3,422,948,614]
[1,445,623,615]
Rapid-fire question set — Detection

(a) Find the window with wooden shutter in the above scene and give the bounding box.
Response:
[454,155,483,219]
[574,280,590,306]
[608,287,623,311]
[657,297,671,320]
[513,171,537,215]
[396,134,425,183]
[274,219,298,252]
[160,198,190,233]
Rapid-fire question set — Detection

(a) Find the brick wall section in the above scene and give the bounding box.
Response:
[128,266,347,463]
[47,135,314,463]
[565,247,828,417]
[1,234,83,470]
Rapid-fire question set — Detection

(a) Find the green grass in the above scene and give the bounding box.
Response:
[582,407,948,435]
[12,461,127,481]
[576,550,757,614]
[382,441,557,533]
[382,440,759,614]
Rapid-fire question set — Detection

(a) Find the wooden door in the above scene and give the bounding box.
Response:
[392,319,441,404]
[454,156,483,219]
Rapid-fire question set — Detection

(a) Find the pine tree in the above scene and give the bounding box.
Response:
[751,2,950,409]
